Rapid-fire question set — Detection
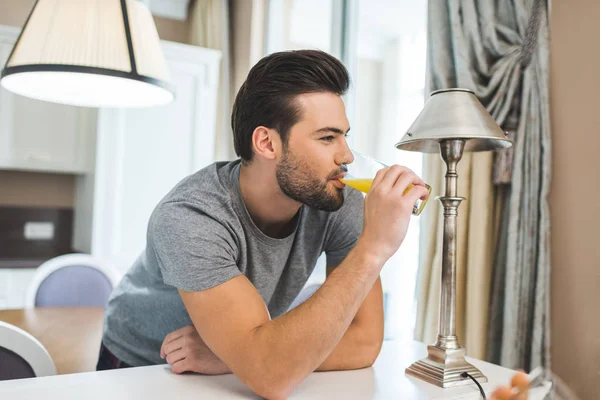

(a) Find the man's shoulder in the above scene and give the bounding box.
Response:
[150,161,241,230]
[162,161,236,207]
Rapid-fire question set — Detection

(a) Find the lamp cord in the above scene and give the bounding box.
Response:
[461,372,487,399]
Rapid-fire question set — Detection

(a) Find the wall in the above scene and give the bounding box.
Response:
[154,15,190,44]
[0,0,190,208]
[549,1,600,399]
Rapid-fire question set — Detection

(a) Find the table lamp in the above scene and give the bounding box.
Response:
[396,88,513,387]
[0,0,174,108]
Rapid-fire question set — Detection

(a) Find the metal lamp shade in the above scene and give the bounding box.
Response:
[396,88,512,153]
[0,0,174,108]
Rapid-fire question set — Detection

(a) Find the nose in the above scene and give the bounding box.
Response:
[336,141,354,166]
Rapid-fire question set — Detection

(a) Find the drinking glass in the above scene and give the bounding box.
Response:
[340,150,431,216]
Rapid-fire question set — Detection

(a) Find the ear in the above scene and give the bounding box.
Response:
[252,126,282,161]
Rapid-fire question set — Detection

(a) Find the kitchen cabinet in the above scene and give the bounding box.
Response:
[72,41,221,273]
[0,26,94,174]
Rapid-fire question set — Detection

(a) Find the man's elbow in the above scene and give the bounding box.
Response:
[365,339,383,367]
[361,334,384,368]
[236,359,299,400]
[250,382,293,400]
[243,373,295,400]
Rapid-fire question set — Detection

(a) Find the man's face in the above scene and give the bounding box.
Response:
[275,92,353,212]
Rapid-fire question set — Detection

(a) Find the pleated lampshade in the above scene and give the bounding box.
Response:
[0,0,174,108]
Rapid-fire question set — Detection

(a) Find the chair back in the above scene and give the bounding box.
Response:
[0,321,56,380]
[26,254,120,308]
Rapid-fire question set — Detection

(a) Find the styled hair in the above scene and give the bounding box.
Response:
[231,50,350,162]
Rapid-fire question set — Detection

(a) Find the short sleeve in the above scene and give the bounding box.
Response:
[323,188,364,267]
[148,200,241,292]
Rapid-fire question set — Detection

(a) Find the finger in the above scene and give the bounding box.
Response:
[162,330,184,347]
[376,165,406,191]
[182,324,196,334]
[171,358,190,374]
[165,348,187,365]
[404,184,431,207]
[398,168,425,187]
[161,325,195,357]
[160,337,178,359]
[409,183,431,200]
[371,166,391,189]
[392,171,423,196]
[161,338,184,359]
[164,325,195,343]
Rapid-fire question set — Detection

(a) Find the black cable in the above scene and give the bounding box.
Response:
[461,371,487,399]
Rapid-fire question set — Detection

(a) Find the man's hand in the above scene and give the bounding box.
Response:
[360,165,429,263]
[160,325,231,375]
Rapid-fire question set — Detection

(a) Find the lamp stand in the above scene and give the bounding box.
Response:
[405,139,487,387]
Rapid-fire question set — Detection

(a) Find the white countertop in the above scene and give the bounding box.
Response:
[0,340,551,399]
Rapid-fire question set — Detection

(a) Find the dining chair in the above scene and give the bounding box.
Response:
[25,253,120,308]
[0,321,56,380]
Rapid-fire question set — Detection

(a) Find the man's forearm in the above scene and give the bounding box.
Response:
[316,275,384,372]
[315,319,383,371]
[244,241,384,398]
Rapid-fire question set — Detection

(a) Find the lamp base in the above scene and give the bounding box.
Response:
[405,344,487,388]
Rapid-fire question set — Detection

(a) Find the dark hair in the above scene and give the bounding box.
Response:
[231,50,350,162]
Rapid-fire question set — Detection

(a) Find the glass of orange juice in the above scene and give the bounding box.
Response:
[340,149,431,216]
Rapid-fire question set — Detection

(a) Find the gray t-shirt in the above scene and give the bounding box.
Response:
[102,160,364,366]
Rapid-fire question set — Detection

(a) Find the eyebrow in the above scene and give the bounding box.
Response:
[314,126,351,135]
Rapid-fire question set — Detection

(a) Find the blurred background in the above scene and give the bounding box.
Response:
[265,0,427,343]
[0,1,597,398]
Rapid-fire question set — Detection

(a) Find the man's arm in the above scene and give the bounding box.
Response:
[180,166,428,399]
[179,242,382,400]
[315,267,384,371]
[161,269,383,376]
[177,166,428,400]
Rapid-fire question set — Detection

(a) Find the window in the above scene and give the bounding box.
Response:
[266,0,427,340]
[266,0,336,55]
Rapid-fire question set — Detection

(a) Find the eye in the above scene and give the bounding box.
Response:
[320,136,335,142]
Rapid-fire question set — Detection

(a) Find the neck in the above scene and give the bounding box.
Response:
[238,161,302,238]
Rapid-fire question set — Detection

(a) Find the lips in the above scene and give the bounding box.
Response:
[329,173,347,189]
[330,172,347,181]
[331,180,346,189]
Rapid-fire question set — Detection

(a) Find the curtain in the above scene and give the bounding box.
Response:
[487,0,552,373]
[188,0,268,161]
[415,0,551,373]
[189,0,234,161]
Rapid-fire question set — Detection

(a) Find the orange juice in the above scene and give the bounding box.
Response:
[340,178,432,215]
[340,178,373,193]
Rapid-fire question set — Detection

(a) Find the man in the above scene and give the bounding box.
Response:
[97,49,429,399]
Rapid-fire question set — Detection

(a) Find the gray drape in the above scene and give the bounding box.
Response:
[425,0,551,371]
